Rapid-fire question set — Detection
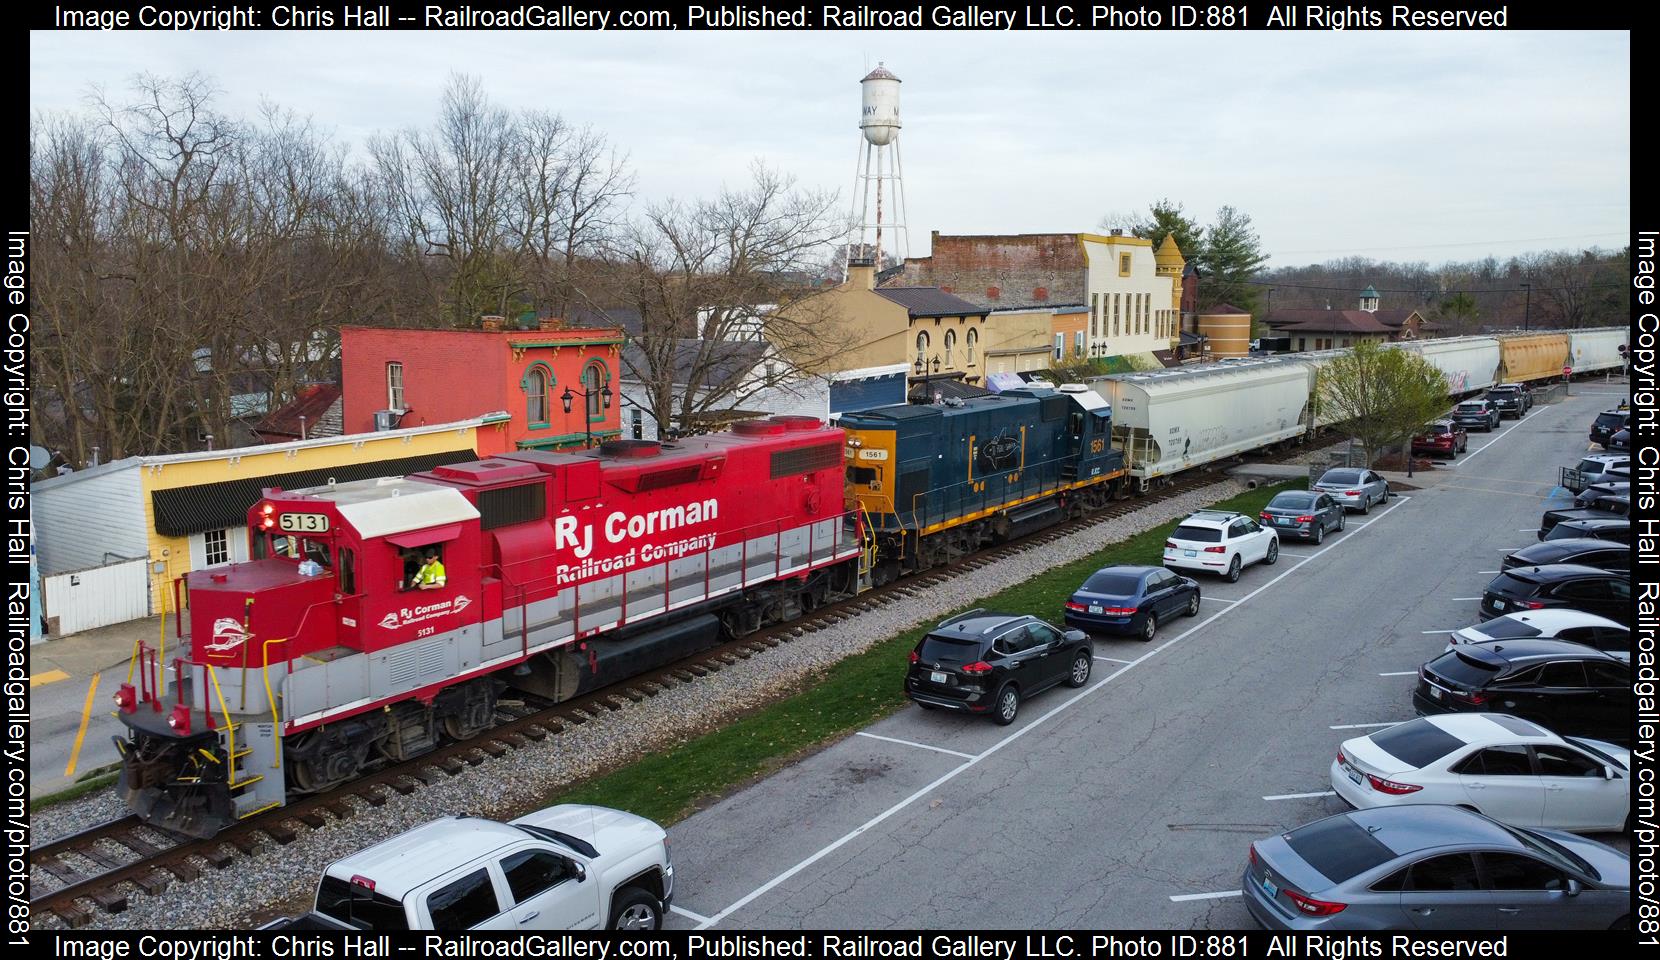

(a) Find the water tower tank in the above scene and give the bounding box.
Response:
[860,64,901,146]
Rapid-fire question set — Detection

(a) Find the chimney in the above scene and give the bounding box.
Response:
[847,258,877,290]
[538,316,562,331]
[481,315,504,332]
[1110,228,1123,237]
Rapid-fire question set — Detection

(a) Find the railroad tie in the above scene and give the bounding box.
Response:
[164,859,200,882]
[115,831,166,858]
[621,688,647,702]
[263,821,299,845]
[460,750,489,766]
[132,868,170,895]
[384,777,418,794]
[477,740,509,757]
[324,799,356,820]
[497,731,529,747]
[226,833,261,855]
[91,887,128,913]
[200,844,235,868]
[700,660,723,672]
[673,668,698,680]
[518,724,549,740]
[296,811,328,828]
[357,789,388,807]
[52,902,93,928]
[721,651,745,663]
[38,859,82,884]
[435,757,465,775]
[686,664,710,676]
[756,637,782,648]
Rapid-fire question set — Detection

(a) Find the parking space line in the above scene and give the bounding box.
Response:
[855,731,976,760]
[670,905,714,924]
[691,494,1415,930]
[1331,722,1401,730]
[1421,629,1456,634]
[30,669,69,688]
[1517,529,1539,533]
[1263,791,1336,801]
[1477,570,1499,574]
[1094,656,1134,664]
[1201,597,1239,605]
[1451,597,1482,601]
[1170,890,1242,902]
[1378,671,1417,677]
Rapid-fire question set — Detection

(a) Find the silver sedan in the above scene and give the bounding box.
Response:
[1243,806,1629,930]
[1312,468,1390,514]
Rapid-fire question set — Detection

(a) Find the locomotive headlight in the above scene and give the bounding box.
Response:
[262,503,274,515]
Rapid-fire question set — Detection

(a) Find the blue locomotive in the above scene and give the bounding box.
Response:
[840,386,1126,584]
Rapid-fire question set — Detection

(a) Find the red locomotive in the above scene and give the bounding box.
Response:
[115,417,857,837]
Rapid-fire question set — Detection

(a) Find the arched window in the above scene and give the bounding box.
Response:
[915,331,929,364]
[524,365,550,425]
[966,327,978,365]
[944,329,956,367]
[582,360,609,420]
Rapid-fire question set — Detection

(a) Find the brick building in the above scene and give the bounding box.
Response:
[1265,286,1436,352]
[889,232,1086,309]
[340,318,625,452]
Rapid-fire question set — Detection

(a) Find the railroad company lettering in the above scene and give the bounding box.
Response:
[378,594,472,629]
[553,499,719,559]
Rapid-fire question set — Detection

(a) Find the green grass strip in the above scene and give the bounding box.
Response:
[32,769,121,811]
[552,481,1300,824]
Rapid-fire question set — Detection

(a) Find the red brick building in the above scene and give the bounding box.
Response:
[889,232,1087,309]
[340,318,626,454]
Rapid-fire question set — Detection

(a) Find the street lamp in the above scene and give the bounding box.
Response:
[560,383,614,449]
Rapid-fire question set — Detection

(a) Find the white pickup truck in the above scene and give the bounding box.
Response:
[267,804,673,931]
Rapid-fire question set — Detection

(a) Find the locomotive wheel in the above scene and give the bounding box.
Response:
[290,737,372,793]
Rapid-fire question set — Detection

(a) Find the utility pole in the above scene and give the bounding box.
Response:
[1521,281,1531,331]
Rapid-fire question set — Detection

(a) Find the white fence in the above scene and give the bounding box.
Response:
[41,558,151,636]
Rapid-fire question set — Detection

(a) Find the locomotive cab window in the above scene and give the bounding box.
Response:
[400,544,448,592]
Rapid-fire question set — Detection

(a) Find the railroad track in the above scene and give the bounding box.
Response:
[32,444,1314,927]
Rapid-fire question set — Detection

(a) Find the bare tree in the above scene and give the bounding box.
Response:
[604,162,846,437]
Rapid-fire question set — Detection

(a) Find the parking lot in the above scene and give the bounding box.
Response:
[660,386,1630,930]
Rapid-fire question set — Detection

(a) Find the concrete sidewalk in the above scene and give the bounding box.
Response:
[29,615,183,799]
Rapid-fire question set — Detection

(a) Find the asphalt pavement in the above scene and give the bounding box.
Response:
[660,384,1632,930]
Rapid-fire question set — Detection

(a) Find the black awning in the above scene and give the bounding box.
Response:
[151,448,478,537]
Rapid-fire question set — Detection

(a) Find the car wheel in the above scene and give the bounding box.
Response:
[1312,524,1324,545]
[1225,555,1242,583]
[1336,513,1346,532]
[1185,593,1200,618]
[993,684,1020,726]
[1382,485,1391,502]
[609,888,662,930]
[1360,496,1371,515]
[1140,612,1157,642]
[1066,651,1091,687]
[1265,540,1279,565]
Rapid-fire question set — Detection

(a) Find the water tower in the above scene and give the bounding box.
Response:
[848,63,910,273]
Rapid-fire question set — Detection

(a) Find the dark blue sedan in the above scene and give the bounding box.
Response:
[1064,565,1201,641]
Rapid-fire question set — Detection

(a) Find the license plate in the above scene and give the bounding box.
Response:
[1430,685,1443,700]
[1088,605,1103,614]
[1261,876,1279,899]
[1491,599,1506,610]
[1184,550,1197,557]
[930,671,947,684]
[1277,518,1293,525]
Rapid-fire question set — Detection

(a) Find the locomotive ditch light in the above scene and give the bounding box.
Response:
[113,683,138,713]
[167,703,193,735]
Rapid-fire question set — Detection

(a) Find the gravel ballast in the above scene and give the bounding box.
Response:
[36,477,1252,930]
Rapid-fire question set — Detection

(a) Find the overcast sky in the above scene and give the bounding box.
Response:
[29,29,1629,268]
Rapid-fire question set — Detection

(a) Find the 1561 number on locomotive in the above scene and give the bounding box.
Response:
[278,512,331,533]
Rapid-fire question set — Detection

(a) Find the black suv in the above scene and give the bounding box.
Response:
[1452,399,1501,432]
[1414,639,1630,743]
[1575,481,1629,508]
[1503,537,1631,574]
[905,611,1092,725]
[1485,383,1530,418]
[1479,563,1631,623]
[1589,409,1629,448]
[1544,517,1630,545]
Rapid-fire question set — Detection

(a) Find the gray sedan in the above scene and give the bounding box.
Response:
[1311,468,1390,514]
[1243,806,1629,930]
[1259,490,1345,543]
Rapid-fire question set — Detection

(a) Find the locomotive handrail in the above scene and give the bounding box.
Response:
[206,666,245,785]
[262,638,286,755]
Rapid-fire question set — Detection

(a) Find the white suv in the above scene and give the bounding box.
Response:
[1163,511,1279,583]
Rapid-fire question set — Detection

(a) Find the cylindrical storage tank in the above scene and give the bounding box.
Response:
[860,65,901,146]
[1568,327,1629,373]
[1197,306,1252,358]
[1498,333,1571,383]
[1402,336,1502,395]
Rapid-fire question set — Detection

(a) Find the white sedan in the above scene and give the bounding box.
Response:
[1448,608,1630,662]
[1330,714,1629,833]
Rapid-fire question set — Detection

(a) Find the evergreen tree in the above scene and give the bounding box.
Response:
[1199,205,1269,312]
[1132,198,1204,258]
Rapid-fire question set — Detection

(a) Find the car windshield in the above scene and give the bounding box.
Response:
[1497,824,1598,880]
[1427,424,1451,435]
[1457,402,1484,412]
[1267,493,1316,510]
[1488,573,1537,597]
[1368,718,1466,768]
[1491,386,1520,394]
[1595,413,1624,427]
[1080,572,1144,595]
[1320,470,1362,485]
[1171,524,1222,543]
[1284,815,1398,884]
[917,635,982,664]
[1565,738,1626,769]
[1474,617,1543,640]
